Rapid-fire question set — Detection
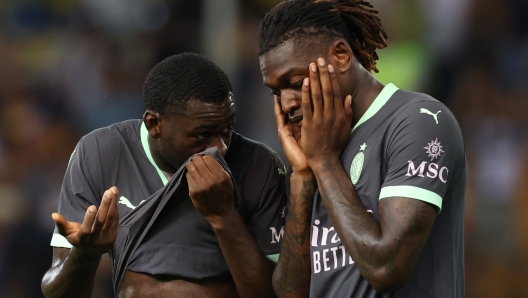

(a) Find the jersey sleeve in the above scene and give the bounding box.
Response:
[244,153,287,261]
[379,100,465,212]
[50,136,101,248]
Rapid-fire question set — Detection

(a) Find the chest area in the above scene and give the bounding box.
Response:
[341,131,388,212]
[311,131,388,239]
[116,176,165,218]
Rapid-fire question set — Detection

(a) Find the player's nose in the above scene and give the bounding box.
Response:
[279,89,301,115]
[207,136,228,156]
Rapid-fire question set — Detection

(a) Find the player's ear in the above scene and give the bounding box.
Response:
[143,110,162,138]
[328,39,352,73]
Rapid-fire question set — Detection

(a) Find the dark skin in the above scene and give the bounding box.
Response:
[259,39,437,295]
[42,98,276,298]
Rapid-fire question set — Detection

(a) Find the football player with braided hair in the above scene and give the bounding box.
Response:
[259,1,466,297]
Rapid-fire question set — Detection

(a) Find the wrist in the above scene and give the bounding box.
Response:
[308,157,342,175]
[70,246,104,262]
[206,205,239,231]
[290,169,315,180]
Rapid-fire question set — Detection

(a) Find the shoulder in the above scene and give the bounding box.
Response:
[383,89,466,168]
[391,90,460,128]
[384,90,464,147]
[79,120,141,153]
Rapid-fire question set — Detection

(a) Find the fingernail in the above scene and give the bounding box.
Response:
[318,58,325,66]
[328,64,334,73]
[311,63,317,72]
[304,78,309,86]
[89,205,96,213]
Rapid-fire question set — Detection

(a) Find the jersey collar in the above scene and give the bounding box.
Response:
[352,83,399,132]
[140,122,169,186]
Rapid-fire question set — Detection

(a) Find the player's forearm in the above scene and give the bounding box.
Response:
[272,172,315,298]
[41,248,101,298]
[311,159,401,292]
[210,209,276,298]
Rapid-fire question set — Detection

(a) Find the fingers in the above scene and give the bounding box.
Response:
[80,205,97,235]
[92,189,113,233]
[273,95,286,131]
[186,157,207,191]
[52,212,69,236]
[202,155,227,177]
[327,64,343,112]
[309,62,323,115]
[102,187,118,235]
[186,157,204,177]
[187,155,227,182]
[301,77,312,122]
[316,58,334,113]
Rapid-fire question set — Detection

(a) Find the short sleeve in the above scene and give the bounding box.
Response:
[50,137,101,248]
[245,153,287,260]
[379,99,465,212]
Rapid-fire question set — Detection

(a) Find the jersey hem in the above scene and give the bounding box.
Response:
[379,185,442,213]
[266,253,280,263]
[50,233,73,248]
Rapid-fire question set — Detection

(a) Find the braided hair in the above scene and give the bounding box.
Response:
[143,53,233,114]
[258,0,387,73]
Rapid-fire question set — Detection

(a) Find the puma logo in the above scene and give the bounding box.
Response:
[118,196,145,210]
[278,166,287,176]
[420,108,441,124]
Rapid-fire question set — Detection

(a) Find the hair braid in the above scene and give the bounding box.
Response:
[258,0,388,72]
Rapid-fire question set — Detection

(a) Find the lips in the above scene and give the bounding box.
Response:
[288,114,303,123]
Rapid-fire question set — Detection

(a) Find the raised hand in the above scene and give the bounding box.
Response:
[186,155,235,223]
[301,58,353,168]
[273,95,310,174]
[52,187,119,256]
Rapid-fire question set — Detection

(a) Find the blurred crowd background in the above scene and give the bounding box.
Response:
[0,0,527,297]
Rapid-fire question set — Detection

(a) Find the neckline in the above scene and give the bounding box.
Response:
[352,83,399,132]
[140,122,169,186]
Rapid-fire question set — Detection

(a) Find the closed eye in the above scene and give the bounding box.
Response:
[270,90,280,97]
[290,79,304,90]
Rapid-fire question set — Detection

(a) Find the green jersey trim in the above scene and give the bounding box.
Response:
[352,83,399,132]
[266,253,280,263]
[379,185,442,213]
[141,122,169,186]
[50,233,73,248]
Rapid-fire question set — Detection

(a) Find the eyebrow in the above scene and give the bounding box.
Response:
[191,114,236,133]
[264,67,306,88]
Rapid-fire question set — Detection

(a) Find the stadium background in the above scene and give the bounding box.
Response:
[0,0,527,297]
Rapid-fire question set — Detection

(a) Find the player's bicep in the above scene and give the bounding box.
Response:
[379,196,436,267]
[382,101,464,212]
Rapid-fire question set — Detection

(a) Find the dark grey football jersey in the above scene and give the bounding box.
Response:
[309,84,466,298]
[51,119,287,264]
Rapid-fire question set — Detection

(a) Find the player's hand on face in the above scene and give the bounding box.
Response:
[186,155,235,222]
[273,95,310,174]
[51,187,119,256]
[301,58,353,167]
